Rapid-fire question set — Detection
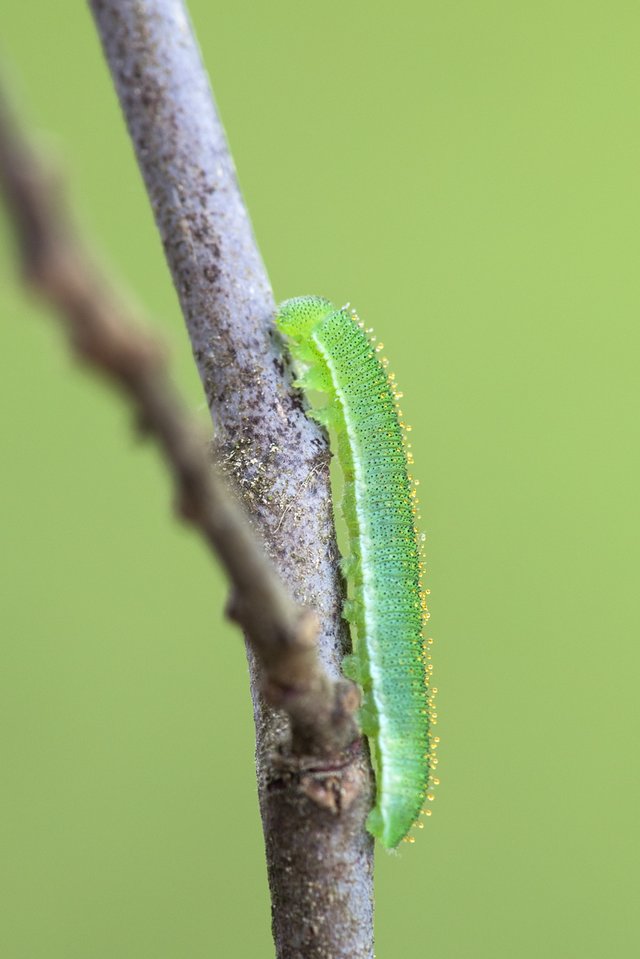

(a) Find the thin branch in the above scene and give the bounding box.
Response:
[0,81,357,754]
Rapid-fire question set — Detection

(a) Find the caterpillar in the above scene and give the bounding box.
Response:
[276,296,436,848]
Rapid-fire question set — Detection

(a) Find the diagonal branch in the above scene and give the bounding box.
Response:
[0,80,357,755]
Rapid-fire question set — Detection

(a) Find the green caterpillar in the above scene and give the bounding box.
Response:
[276,296,437,848]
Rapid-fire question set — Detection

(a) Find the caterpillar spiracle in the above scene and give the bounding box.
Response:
[276,296,437,848]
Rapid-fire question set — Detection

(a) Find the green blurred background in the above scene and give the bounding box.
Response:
[1,1,638,956]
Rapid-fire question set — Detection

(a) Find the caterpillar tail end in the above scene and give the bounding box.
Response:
[365,803,414,850]
[365,805,402,850]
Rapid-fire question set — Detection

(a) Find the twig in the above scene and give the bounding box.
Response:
[88,5,374,958]
[1,15,375,951]
[0,78,361,754]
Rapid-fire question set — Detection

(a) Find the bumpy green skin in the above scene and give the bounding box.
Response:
[276,296,430,848]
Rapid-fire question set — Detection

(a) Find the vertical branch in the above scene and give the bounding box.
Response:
[88,2,374,956]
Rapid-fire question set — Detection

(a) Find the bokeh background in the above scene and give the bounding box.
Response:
[1,2,639,956]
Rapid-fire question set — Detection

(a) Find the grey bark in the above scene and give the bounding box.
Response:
[88,1,375,956]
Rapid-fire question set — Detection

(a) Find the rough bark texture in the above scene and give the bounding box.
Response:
[88,1,375,956]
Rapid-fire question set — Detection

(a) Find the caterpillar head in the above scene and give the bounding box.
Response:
[275,296,335,342]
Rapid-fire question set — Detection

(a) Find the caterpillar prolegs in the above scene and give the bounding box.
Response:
[276,296,437,848]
